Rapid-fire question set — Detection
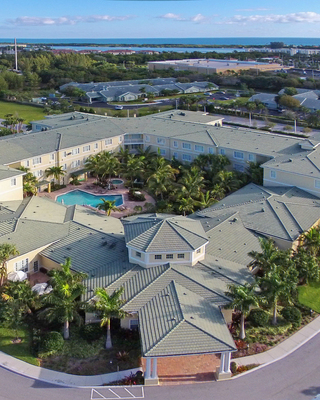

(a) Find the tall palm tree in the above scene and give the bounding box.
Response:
[92,287,126,349]
[116,147,130,164]
[97,199,119,216]
[248,237,282,275]
[45,166,66,184]
[147,158,179,200]
[137,145,157,164]
[257,265,298,325]
[194,191,217,210]
[245,102,256,126]
[122,154,145,185]
[293,247,320,284]
[211,170,240,194]
[178,197,195,216]
[40,258,87,339]
[18,166,38,196]
[178,166,205,199]
[225,283,259,339]
[302,227,320,257]
[0,244,19,286]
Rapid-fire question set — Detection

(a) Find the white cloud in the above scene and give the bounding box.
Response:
[7,15,134,26]
[158,13,186,21]
[158,13,210,23]
[228,11,320,24]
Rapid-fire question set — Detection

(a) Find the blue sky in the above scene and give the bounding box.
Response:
[1,0,320,39]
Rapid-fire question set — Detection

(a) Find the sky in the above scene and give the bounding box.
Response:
[1,0,320,39]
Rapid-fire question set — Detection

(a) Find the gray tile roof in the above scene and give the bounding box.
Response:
[122,214,208,252]
[139,282,236,357]
[0,165,24,180]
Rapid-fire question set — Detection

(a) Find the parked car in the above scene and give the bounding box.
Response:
[115,105,123,110]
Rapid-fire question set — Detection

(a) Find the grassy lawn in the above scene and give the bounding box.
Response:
[298,281,320,312]
[0,101,46,122]
[0,327,39,366]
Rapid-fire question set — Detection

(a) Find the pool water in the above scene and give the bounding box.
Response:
[111,179,124,185]
[56,190,123,207]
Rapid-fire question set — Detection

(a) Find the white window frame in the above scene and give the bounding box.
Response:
[166,254,173,259]
[83,145,90,152]
[33,157,42,165]
[159,149,166,156]
[173,152,178,159]
[94,143,99,150]
[62,164,67,171]
[315,180,320,189]
[145,135,150,142]
[234,151,244,160]
[248,153,255,162]
[182,142,191,150]
[11,178,17,186]
[155,254,162,260]
[173,140,178,148]
[157,137,165,145]
[136,251,141,258]
[15,258,29,272]
[195,145,204,153]
[129,319,139,330]
[105,139,113,146]
[209,147,214,154]
[50,153,55,161]
[219,148,226,155]
[177,254,185,259]
[270,170,277,179]
[71,148,80,156]
[71,160,81,169]
[182,154,192,162]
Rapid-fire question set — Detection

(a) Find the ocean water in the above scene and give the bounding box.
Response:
[0,37,320,46]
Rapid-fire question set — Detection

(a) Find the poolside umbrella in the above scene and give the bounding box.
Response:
[7,270,28,282]
[31,283,53,296]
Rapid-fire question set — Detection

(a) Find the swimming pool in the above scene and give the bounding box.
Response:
[56,190,123,207]
[111,179,124,185]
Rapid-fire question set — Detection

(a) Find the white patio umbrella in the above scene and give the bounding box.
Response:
[7,270,28,282]
[31,283,53,296]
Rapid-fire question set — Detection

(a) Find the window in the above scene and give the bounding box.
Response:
[33,260,39,273]
[173,152,178,159]
[248,153,255,162]
[157,137,165,145]
[63,151,67,157]
[234,163,245,172]
[25,160,30,167]
[159,149,166,156]
[166,254,173,259]
[173,141,178,148]
[315,180,320,189]
[129,319,139,330]
[71,160,81,168]
[219,148,225,155]
[11,178,16,186]
[119,135,123,142]
[270,170,277,179]
[195,145,204,153]
[83,145,90,152]
[105,139,113,146]
[182,154,192,162]
[155,255,162,260]
[136,251,141,258]
[62,164,67,171]
[33,170,43,178]
[71,148,80,155]
[94,143,99,150]
[177,254,185,259]
[208,147,214,154]
[50,153,55,161]
[234,151,244,160]
[196,248,201,254]
[145,135,150,142]
[15,258,28,272]
[33,157,41,165]
[182,142,191,150]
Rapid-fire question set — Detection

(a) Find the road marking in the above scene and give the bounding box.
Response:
[91,387,144,400]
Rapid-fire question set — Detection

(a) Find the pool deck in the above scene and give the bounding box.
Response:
[38,178,156,219]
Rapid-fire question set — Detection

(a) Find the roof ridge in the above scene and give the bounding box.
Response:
[121,263,172,308]
[266,198,294,240]
[144,220,164,252]
[169,218,207,240]
[167,220,207,250]
[306,150,320,173]
[280,202,304,234]
[206,129,219,147]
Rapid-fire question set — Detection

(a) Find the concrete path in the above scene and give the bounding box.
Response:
[236,315,320,367]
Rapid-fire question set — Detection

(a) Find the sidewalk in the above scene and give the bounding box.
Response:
[0,351,141,387]
[235,315,320,367]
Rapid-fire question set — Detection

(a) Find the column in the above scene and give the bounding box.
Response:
[151,358,158,379]
[224,352,231,373]
[145,357,151,379]
[220,352,225,373]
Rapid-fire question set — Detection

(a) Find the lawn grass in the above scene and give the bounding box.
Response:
[0,101,46,122]
[0,327,39,366]
[298,281,320,313]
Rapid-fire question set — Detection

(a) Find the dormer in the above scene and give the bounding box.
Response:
[122,214,208,268]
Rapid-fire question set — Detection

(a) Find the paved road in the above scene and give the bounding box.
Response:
[1,331,320,400]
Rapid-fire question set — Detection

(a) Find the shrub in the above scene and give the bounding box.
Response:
[280,306,302,328]
[302,127,312,133]
[248,308,269,327]
[283,125,293,131]
[40,331,64,355]
[79,323,104,342]
[230,361,237,374]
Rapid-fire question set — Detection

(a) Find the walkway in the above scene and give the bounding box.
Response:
[235,315,320,368]
[0,316,319,387]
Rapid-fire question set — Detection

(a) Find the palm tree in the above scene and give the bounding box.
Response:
[245,102,256,126]
[248,237,282,275]
[0,244,19,286]
[246,162,263,185]
[225,283,259,339]
[178,166,205,199]
[178,197,196,216]
[97,199,119,216]
[147,158,179,200]
[257,265,298,325]
[85,151,119,185]
[122,154,145,185]
[92,287,126,349]
[137,145,157,164]
[45,166,66,185]
[116,147,130,164]
[194,191,217,210]
[293,247,320,284]
[302,227,320,257]
[211,170,240,194]
[41,258,87,339]
[18,166,38,196]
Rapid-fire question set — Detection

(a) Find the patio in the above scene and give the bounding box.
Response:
[37,178,156,219]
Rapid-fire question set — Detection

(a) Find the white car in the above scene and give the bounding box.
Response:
[114,105,123,110]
